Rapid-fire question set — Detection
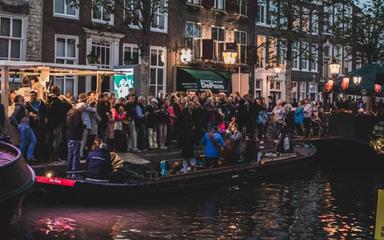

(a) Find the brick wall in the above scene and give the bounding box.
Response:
[26,0,43,61]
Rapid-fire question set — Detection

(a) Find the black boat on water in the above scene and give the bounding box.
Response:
[0,140,35,236]
[35,145,316,201]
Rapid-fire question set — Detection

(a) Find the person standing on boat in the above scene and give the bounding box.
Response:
[135,96,148,151]
[303,99,312,137]
[66,102,85,178]
[181,127,196,173]
[200,127,224,168]
[87,138,112,180]
[11,95,37,162]
[228,123,242,163]
[25,90,48,162]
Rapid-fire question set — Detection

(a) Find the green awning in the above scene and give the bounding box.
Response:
[176,67,230,93]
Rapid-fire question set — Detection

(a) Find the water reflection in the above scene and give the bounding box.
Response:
[9,169,376,240]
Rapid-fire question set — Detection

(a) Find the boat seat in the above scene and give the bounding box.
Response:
[85,178,110,183]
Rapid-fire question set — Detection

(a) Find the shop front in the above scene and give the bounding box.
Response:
[254,67,286,100]
[176,67,231,94]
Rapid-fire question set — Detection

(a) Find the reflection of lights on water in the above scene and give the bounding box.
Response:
[36,217,77,236]
[320,181,370,238]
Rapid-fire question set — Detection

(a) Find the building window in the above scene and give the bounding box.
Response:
[186,0,201,5]
[323,5,333,34]
[151,0,168,32]
[92,1,113,24]
[125,0,141,28]
[299,82,306,100]
[292,41,299,70]
[301,8,310,32]
[334,45,342,62]
[268,0,276,26]
[185,21,201,59]
[257,0,266,24]
[150,47,166,96]
[234,30,247,64]
[279,40,287,66]
[310,44,318,72]
[269,78,281,101]
[292,81,298,100]
[211,26,225,62]
[123,44,140,65]
[91,41,111,69]
[238,0,247,15]
[310,12,318,34]
[256,35,266,68]
[214,0,225,10]
[255,79,263,98]
[308,82,317,101]
[0,16,23,60]
[301,42,309,71]
[53,0,78,18]
[55,35,78,96]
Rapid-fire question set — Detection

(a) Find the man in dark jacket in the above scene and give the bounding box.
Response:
[97,93,108,142]
[87,140,112,180]
[135,96,147,150]
[66,102,85,178]
[181,128,196,173]
[25,90,48,161]
[11,95,37,161]
[47,86,71,160]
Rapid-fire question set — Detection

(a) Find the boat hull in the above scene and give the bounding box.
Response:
[36,146,316,202]
[0,141,35,237]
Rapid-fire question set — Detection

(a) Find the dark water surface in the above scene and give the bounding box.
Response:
[9,165,380,240]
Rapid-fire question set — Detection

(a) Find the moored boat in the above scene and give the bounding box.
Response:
[35,145,316,202]
[0,141,35,237]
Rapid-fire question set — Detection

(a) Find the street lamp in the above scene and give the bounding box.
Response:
[223,49,238,93]
[223,50,237,65]
[329,59,341,76]
[353,76,362,85]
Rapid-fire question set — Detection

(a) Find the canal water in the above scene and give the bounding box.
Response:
[9,161,381,240]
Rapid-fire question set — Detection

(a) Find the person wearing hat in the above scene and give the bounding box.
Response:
[25,90,48,161]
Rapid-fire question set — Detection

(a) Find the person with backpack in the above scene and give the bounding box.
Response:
[256,104,268,143]
[200,127,224,168]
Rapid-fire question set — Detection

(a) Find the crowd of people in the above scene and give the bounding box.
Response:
[3,75,384,178]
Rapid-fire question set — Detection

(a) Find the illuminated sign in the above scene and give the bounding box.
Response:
[114,68,134,98]
[180,48,192,64]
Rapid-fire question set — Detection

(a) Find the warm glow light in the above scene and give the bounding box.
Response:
[329,59,341,75]
[274,66,282,74]
[46,171,53,178]
[375,84,382,94]
[223,51,238,65]
[341,77,350,90]
[325,79,334,93]
[353,76,362,85]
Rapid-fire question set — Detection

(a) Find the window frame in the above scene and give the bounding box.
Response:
[292,41,300,70]
[213,0,225,11]
[90,40,112,69]
[92,1,114,25]
[238,0,247,16]
[256,0,267,25]
[54,34,79,97]
[53,0,79,19]
[291,81,298,100]
[185,21,202,60]
[0,15,25,61]
[123,43,141,65]
[186,0,201,6]
[211,26,226,62]
[149,46,167,97]
[299,82,307,100]
[151,0,168,33]
[310,43,318,72]
[300,42,309,71]
[234,30,247,64]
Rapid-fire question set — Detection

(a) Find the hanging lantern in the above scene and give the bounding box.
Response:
[325,79,334,93]
[374,84,382,94]
[341,77,350,90]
